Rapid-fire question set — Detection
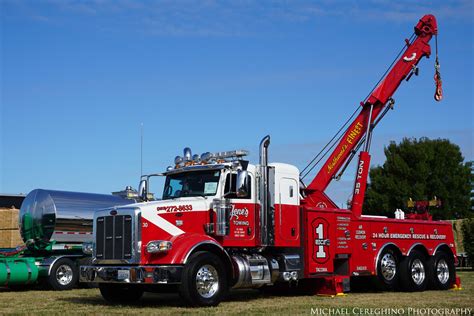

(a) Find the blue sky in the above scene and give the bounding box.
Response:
[1,0,473,206]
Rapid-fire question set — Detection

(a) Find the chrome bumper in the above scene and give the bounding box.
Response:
[80,265,183,284]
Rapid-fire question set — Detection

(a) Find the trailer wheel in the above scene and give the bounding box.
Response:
[400,250,428,291]
[47,258,79,291]
[428,252,455,290]
[179,251,228,307]
[376,248,399,290]
[99,284,144,303]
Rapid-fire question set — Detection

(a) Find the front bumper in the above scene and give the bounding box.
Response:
[80,265,183,284]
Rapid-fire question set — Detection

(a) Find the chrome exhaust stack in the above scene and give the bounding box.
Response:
[259,135,274,246]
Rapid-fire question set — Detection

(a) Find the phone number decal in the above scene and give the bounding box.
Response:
[157,205,193,213]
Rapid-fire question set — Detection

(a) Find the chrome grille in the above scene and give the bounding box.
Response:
[96,215,132,260]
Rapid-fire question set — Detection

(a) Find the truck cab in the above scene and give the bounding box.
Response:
[81,144,303,306]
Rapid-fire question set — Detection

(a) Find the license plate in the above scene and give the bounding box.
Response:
[117,270,130,280]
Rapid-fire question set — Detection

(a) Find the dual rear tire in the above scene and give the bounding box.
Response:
[399,250,428,291]
[376,248,455,292]
[428,252,455,290]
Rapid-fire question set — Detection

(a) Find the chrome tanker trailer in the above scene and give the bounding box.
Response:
[0,189,132,290]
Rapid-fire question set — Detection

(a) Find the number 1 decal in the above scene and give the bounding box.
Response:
[312,218,330,264]
[315,223,326,258]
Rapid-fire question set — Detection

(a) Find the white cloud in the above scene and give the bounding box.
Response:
[4,0,472,37]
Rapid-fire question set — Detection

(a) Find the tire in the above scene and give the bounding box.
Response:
[375,248,400,291]
[99,283,144,304]
[179,251,228,307]
[47,258,79,291]
[399,250,428,291]
[428,251,455,290]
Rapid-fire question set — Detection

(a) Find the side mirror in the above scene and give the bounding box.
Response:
[138,179,148,202]
[236,170,249,198]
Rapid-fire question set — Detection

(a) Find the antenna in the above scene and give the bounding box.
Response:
[140,123,144,176]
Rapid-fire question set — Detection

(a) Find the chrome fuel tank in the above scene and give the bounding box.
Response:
[20,189,133,245]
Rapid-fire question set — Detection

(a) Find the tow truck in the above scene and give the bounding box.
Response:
[80,14,458,306]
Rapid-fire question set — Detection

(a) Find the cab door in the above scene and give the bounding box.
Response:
[221,172,257,247]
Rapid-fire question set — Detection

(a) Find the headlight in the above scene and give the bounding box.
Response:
[146,240,172,253]
[82,242,94,255]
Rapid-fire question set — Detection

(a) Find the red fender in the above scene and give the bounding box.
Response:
[142,232,223,265]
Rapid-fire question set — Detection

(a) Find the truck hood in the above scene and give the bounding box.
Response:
[123,197,212,238]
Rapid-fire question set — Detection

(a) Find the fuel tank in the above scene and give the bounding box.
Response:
[20,189,133,245]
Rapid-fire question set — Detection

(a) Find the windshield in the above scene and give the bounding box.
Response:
[162,170,221,199]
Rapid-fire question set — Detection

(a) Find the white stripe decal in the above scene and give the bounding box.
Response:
[143,213,185,236]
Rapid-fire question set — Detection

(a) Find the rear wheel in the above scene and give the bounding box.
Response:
[179,251,228,307]
[428,252,455,290]
[400,250,428,291]
[376,248,399,290]
[47,258,78,291]
[99,283,144,303]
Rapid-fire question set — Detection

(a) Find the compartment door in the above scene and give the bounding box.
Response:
[277,177,299,246]
[305,211,335,274]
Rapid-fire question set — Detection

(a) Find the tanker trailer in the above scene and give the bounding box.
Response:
[0,189,133,290]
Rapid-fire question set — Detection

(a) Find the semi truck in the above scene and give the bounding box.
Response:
[0,189,131,290]
[80,14,459,306]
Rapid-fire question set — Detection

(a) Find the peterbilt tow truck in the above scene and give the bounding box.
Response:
[80,14,459,306]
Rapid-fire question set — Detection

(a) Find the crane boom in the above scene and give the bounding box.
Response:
[304,14,439,210]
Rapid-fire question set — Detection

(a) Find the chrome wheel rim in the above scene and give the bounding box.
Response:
[436,259,449,284]
[411,259,425,285]
[196,264,219,298]
[56,265,73,286]
[380,253,397,281]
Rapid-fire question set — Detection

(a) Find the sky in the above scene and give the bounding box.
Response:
[1,0,473,206]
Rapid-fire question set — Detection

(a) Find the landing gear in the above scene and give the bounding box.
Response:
[179,251,228,307]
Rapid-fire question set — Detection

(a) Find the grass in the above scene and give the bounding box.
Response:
[0,271,473,315]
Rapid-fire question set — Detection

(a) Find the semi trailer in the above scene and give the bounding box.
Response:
[0,189,131,290]
[80,14,459,306]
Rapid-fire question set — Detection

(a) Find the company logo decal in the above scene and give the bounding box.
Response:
[230,206,249,220]
[312,217,330,264]
[327,121,363,173]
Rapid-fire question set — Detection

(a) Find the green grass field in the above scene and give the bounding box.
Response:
[0,271,473,315]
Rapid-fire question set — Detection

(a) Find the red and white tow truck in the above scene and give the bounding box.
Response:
[80,14,459,306]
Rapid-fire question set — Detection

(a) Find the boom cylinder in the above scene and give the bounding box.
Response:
[351,151,371,217]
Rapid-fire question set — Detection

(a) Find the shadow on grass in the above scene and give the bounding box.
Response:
[58,288,313,308]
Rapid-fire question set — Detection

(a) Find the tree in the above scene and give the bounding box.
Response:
[364,137,471,219]
[461,218,474,269]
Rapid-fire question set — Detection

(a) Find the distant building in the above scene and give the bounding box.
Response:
[112,186,155,201]
[0,194,25,209]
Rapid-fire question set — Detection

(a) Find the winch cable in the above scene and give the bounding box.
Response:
[300,33,415,182]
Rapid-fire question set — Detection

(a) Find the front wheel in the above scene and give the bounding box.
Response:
[47,258,79,291]
[400,250,428,291]
[428,252,455,290]
[179,251,228,307]
[99,284,144,303]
